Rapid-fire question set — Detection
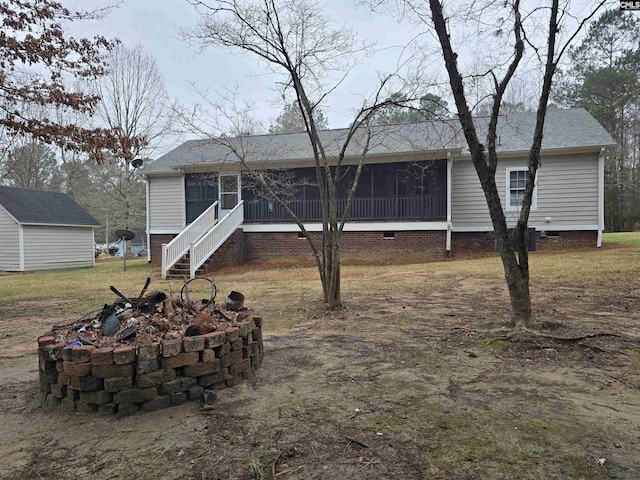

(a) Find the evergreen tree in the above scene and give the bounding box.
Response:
[269,102,328,133]
[555,9,640,230]
[370,92,449,125]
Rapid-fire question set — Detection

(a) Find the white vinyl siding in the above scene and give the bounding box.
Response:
[22,225,94,271]
[452,153,599,229]
[0,207,19,270]
[148,175,185,233]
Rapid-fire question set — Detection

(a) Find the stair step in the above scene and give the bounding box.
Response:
[168,266,205,274]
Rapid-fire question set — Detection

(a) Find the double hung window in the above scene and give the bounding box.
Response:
[506,168,537,210]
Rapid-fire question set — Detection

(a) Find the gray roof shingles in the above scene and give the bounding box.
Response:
[0,186,100,226]
[143,108,616,174]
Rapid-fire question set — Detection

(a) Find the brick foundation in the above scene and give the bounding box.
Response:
[452,230,598,252]
[244,230,448,263]
[150,234,175,267]
[534,230,598,249]
[151,228,597,269]
[37,316,265,415]
[202,229,245,270]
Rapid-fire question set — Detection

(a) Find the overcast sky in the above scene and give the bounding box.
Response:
[73,0,427,144]
[69,0,621,158]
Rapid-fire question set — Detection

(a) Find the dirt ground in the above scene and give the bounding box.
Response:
[1,249,640,479]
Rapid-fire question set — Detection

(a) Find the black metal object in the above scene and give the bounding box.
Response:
[115,229,135,270]
[180,277,216,304]
[115,229,135,241]
[496,228,537,252]
[225,291,245,311]
[99,303,119,337]
[120,327,136,341]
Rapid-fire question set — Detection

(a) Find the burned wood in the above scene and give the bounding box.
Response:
[77,335,97,347]
[213,308,233,322]
[162,299,175,317]
[138,277,151,299]
[110,285,132,304]
[53,283,250,349]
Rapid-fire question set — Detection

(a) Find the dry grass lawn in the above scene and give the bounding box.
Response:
[0,242,639,479]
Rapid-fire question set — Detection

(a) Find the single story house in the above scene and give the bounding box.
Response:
[141,108,616,279]
[0,186,100,271]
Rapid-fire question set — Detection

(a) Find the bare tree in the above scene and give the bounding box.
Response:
[423,0,606,327]
[85,159,146,237]
[0,0,120,158]
[2,141,62,191]
[93,43,174,165]
[184,0,413,308]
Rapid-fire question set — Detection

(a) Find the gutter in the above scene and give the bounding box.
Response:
[160,149,465,174]
[18,222,100,228]
[453,143,618,160]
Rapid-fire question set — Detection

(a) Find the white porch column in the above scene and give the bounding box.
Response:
[597,147,605,248]
[446,151,453,255]
[145,176,151,262]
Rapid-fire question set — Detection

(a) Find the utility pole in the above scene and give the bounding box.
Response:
[105,212,109,254]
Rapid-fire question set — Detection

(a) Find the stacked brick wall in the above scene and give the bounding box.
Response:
[36,316,264,415]
[244,230,447,263]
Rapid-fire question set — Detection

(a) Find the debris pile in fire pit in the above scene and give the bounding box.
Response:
[49,277,251,349]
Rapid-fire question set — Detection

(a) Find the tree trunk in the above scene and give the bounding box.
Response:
[326,256,341,309]
[323,227,342,309]
[503,259,532,328]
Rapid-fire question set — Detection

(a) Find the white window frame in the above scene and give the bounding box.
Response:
[219,173,240,211]
[506,167,537,211]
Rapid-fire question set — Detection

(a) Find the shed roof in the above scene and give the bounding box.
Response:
[0,186,100,226]
[143,108,616,174]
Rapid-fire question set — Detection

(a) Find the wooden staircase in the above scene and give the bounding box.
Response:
[166,253,205,279]
[161,201,245,280]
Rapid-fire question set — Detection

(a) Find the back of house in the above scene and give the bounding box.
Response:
[141,108,615,278]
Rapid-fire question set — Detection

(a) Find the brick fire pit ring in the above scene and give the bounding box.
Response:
[37,315,264,415]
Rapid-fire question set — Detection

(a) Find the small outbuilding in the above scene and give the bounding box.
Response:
[0,186,100,272]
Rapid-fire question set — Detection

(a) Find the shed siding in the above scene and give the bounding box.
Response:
[0,207,19,270]
[22,226,94,270]
[451,153,599,229]
[149,175,184,233]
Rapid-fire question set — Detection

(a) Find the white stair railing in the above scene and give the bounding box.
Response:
[190,201,244,278]
[161,201,218,279]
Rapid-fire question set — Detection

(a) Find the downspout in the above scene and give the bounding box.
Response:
[18,224,24,271]
[92,228,96,267]
[181,173,187,228]
[145,176,151,263]
[597,147,605,248]
[446,151,453,257]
